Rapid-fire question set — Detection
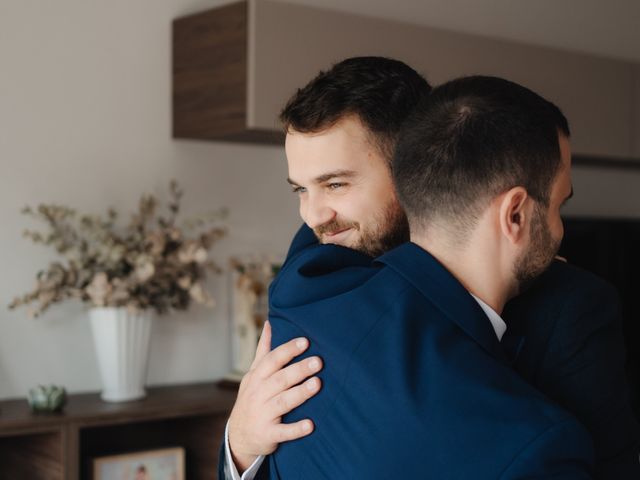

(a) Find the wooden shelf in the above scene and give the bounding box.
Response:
[0,382,236,480]
[0,429,64,480]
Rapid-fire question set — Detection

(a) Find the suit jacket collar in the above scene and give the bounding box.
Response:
[377,242,509,364]
[284,224,318,263]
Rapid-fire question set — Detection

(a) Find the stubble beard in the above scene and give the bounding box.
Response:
[314,198,410,258]
[514,204,561,293]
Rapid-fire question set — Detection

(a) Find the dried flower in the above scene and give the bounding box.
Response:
[9,181,227,317]
[177,276,192,290]
[189,282,215,307]
[86,272,112,306]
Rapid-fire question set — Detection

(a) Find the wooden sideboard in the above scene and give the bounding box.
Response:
[0,382,236,479]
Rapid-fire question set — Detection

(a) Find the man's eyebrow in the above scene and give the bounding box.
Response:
[313,169,358,184]
[287,170,358,186]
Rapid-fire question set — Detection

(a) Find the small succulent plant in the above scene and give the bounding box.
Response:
[28,385,67,412]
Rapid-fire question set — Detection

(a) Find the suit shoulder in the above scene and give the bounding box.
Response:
[505,260,622,332]
[270,243,403,308]
[541,260,619,300]
[284,224,317,261]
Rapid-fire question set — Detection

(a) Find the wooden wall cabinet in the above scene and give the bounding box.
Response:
[172,0,640,160]
[0,383,235,479]
[173,1,284,144]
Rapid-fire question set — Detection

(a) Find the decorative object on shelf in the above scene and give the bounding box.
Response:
[223,255,280,385]
[10,180,228,402]
[90,307,152,402]
[93,447,185,480]
[27,384,67,413]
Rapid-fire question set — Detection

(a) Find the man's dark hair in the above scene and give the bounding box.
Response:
[393,75,570,237]
[279,56,431,161]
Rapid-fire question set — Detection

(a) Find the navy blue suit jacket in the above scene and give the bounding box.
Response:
[263,238,593,478]
[503,263,640,478]
[218,225,638,479]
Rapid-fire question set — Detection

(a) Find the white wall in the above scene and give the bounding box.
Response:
[0,0,300,399]
[0,0,638,400]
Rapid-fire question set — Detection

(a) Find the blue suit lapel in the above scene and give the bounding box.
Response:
[377,242,509,364]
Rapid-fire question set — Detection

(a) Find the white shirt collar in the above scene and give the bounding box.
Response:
[470,293,507,341]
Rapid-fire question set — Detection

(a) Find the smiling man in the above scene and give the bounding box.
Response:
[221,57,639,479]
[286,114,409,258]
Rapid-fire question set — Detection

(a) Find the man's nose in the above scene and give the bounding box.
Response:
[302,198,335,229]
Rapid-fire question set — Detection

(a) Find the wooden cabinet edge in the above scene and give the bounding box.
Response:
[173,1,253,142]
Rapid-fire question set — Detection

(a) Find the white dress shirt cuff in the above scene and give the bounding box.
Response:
[224,421,266,480]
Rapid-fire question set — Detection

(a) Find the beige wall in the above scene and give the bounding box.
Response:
[0,0,300,399]
[634,63,640,157]
[251,0,638,159]
[0,0,638,400]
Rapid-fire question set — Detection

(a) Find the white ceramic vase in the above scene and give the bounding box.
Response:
[89,307,152,402]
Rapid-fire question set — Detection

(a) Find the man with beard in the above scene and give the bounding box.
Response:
[222,58,639,479]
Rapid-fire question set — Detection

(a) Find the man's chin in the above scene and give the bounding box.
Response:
[319,236,377,257]
[515,257,556,295]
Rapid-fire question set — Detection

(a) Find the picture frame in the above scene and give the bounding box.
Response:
[93,446,185,480]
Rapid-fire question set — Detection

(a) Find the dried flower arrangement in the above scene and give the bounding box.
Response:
[9,181,227,317]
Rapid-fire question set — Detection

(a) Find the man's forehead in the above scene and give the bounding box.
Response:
[285,123,387,183]
[286,146,364,185]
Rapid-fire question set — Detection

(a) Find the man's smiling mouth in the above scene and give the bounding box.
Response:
[324,228,351,237]
[321,228,355,245]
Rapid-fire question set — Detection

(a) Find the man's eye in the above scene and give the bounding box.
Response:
[327,183,346,190]
[292,186,306,194]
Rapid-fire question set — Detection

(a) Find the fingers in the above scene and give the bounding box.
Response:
[270,419,315,444]
[270,376,322,417]
[265,355,323,399]
[253,336,310,379]
[251,321,272,369]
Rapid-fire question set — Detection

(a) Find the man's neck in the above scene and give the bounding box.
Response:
[410,231,511,315]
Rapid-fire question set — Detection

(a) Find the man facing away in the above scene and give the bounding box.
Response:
[222,58,639,479]
[263,74,591,478]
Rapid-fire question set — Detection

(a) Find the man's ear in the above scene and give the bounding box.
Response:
[498,186,532,245]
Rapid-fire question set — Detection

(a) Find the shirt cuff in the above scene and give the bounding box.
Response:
[224,421,266,480]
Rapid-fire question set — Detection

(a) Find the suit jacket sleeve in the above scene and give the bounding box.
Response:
[499,419,593,479]
[538,280,640,478]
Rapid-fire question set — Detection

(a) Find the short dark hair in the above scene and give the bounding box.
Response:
[279,56,431,161]
[393,75,570,237]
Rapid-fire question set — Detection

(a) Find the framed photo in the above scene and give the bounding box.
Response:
[93,447,184,480]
